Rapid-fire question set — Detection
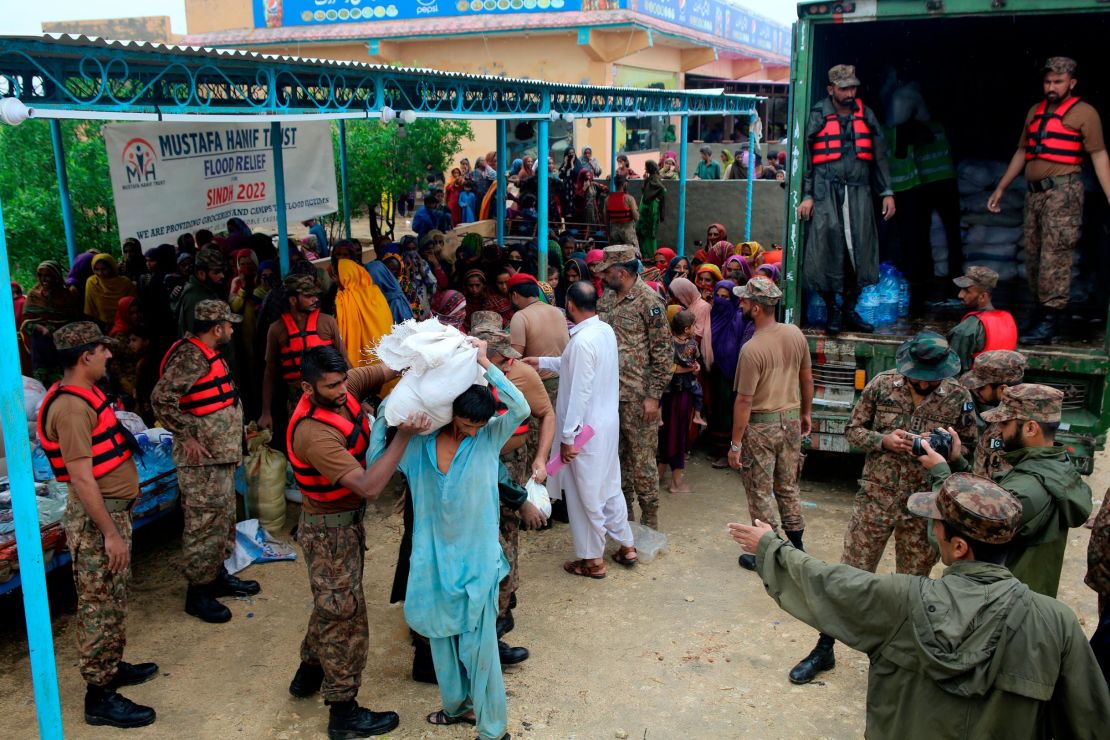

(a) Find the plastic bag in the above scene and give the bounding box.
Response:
[524,477,551,518]
[223,518,296,575]
[244,428,287,535]
[629,522,668,563]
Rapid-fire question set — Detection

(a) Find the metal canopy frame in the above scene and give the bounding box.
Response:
[0,35,761,739]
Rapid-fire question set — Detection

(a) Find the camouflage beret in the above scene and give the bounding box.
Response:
[53,321,115,351]
[828,64,861,88]
[961,350,1026,390]
[469,311,520,359]
[282,273,321,296]
[195,299,242,323]
[593,245,638,273]
[195,247,227,271]
[953,265,999,291]
[1043,56,1077,76]
[733,275,782,304]
[980,383,1063,424]
[908,473,1023,545]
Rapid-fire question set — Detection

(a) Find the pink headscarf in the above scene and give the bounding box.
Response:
[667,277,713,369]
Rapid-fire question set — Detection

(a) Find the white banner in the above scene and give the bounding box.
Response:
[103,121,337,244]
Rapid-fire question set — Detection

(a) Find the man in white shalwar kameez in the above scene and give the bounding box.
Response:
[529,281,636,579]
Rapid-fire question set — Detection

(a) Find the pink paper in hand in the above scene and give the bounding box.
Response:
[546,425,595,477]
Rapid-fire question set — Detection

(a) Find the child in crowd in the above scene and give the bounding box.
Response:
[658,310,705,494]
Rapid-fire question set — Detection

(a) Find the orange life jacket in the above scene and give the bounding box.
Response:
[607,191,634,223]
[280,310,333,383]
[160,337,239,416]
[964,310,1019,357]
[37,384,134,482]
[1025,96,1084,166]
[286,393,369,502]
[492,375,529,437]
[811,99,874,165]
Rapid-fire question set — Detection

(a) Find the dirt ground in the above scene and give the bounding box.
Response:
[0,447,1105,740]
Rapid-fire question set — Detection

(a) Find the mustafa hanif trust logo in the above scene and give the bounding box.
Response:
[122,137,158,184]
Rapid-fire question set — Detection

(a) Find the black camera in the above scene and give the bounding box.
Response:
[912,428,953,458]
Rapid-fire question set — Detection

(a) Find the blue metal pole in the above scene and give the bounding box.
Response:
[745,113,756,243]
[338,119,352,241]
[609,118,617,192]
[496,120,507,246]
[272,122,290,277]
[49,119,77,266]
[537,118,550,279]
[0,196,64,739]
[677,115,689,256]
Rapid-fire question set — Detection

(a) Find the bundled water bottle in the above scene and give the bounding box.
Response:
[857,285,880,327]
[896,270,910,318]
[31,444,54,482]
[805,290,827,328]
[875,263,899,328]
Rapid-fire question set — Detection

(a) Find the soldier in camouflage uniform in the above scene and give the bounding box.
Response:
[987,56,1110,344]
[725,277,814,572]
[152,300,259,624]
[946,266,1018,373]
[471,311,552,664]
[788,332,978,686]
[38,322,157,728]
[596,245,672,529]
[959,349,1026,479]
[1087,486,1110,685]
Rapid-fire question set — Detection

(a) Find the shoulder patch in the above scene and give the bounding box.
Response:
[989,438,1003,450]
[962,401,975,412]
[649,306,662,317]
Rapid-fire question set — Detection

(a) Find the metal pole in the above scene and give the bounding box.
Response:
[609,118,618,192]
[272,122,290,277]
[496,120,507,246]
[49,119,77,265]
[745,113,756,243]
[338,119,352,241]
[0,196,64,739]
[677,115,689,255]
[537,118,550,279]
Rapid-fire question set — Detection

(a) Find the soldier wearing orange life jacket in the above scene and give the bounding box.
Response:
[259,273,348,431]
[797,64,895,335]
[989,56,1110,345]
[947,266,1018,373]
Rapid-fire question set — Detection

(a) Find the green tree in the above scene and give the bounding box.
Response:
[0,120,118,287]
[335,118,472,242]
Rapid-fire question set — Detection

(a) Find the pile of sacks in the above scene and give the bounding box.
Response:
[375,318,485,431]
[940,159,1027,280]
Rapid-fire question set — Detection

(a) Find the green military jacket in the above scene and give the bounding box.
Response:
[755,534,1110,739]
[936,444,1092,597]
[946,314,986,373]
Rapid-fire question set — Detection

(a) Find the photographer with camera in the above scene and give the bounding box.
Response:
[917,383,1092,599]
[788,332,978,685]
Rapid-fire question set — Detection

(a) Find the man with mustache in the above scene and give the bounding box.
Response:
[988,57,1110,344]
[787,332,978,685]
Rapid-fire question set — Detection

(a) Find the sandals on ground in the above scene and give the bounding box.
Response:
[563,559,607,579]
[612,546,638,567]
[427,709,476,726]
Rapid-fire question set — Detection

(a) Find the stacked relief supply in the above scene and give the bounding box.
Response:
[949,159,1025,282]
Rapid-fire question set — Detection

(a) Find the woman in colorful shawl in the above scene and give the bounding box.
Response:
[659,153,679,180]
[228,248,259,297]
[707,279,756,468]
[66,250,98,309]
[723,254,754,286]
[445,168,465,226]
[335,259,394,368]
[84,254,137,328]
[661,255,690,293]
[431,289,467,332]
[693,263,723,302]
[637,160,667,259]
[226,217,253,251]
[23,260,79,384]
[556,257,591,309]
[461,268,490,329]
[452,234,484,288]
[365,259,414,324]
[756,262,781,283]
[573,169,603,227]
[738,240,766,269]
[668,277,714,370]
[704,223,736,267]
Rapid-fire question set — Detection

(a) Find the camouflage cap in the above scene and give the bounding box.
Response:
[828,64,861,88]
[1044,56,1077,76]
[469,311,521,359]
[53,321,115,350]
[593,245,638,273]
[283,273,321,296]
[195,247,227,272]
[194,299,242,323]
[896,331,961,382]
[980,383,1063,424]
[953,265,999,291]
[907,473,1023,545]
[733,275,782,304]
[961,350,1026,390]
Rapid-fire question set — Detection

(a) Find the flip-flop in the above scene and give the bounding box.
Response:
[563,559,607,579]
[427,710,476,726]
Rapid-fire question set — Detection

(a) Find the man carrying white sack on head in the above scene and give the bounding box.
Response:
[526,280,636,580]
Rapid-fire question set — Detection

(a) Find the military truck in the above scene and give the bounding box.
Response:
[784,0,1110,472]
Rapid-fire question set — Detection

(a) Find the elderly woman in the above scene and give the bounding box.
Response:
[659,150,680,180]
[84,254,137,327]
[22,260,80,384]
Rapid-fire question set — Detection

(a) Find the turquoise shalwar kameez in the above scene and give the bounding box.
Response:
[371,364,527,740]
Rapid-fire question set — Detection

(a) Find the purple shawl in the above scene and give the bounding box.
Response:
[710,279,754,383]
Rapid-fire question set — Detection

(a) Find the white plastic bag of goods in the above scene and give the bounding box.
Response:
[524,477,552,519]
[103,121,337,244]
[375,318,484,432]
[629,522,668,563]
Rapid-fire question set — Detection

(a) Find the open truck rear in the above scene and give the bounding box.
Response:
[784,0,1110,472]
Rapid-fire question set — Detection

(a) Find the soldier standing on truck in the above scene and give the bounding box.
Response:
[988,57,1110,345]
[946,266,1018,373]
[797,64,896,335]
[787,332,978,685]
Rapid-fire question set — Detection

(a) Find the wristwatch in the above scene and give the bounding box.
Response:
[729,441,742,453]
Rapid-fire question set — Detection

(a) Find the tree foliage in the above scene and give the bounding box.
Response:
[0,121,118,287]
[335,118,472,241]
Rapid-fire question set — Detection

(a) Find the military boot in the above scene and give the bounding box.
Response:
[846,307,875,333]
[326,699,399,739]
[496,609,515,638]
[212,565,261,597]
[84,684,156,729]
[1019,308,1062,345]
[289,661,325,698]
[826,293,843,335]
[185,583,232,623]
[498,640,529,665]
[737,554,757,571]
[788,634,836,685]
[107,661,159,690]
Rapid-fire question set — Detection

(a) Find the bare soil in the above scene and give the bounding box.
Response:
[0,449,1104,740]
